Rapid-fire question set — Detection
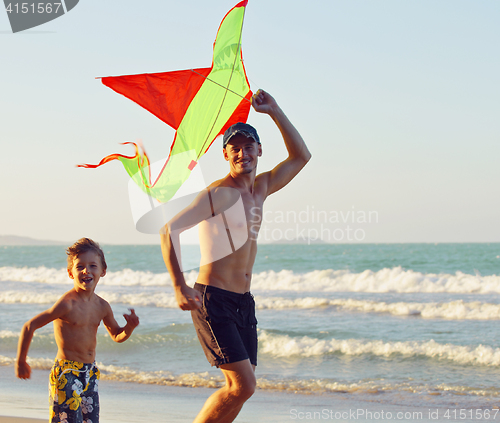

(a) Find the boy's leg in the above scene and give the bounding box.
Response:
[192,359,256,423]
[81,364,100,423]
[48,362,61,423]
[49,360,96,423]
[49,366,83,423]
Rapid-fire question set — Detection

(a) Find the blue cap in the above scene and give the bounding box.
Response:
[223,122,260,148]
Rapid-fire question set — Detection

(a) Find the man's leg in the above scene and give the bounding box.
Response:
[192,359,256,423]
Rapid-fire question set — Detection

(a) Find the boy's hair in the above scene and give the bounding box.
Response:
[66,238,107,271]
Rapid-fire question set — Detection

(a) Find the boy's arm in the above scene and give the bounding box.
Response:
[16,299,71,379]
[252,90,311,197]
[103,304,139,343]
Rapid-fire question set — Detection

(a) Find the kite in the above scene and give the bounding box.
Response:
[79,1,252,203]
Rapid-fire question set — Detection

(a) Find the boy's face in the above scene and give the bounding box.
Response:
[68,250,106,293]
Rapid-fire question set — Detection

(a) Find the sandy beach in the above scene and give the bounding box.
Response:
[0,366,449,423]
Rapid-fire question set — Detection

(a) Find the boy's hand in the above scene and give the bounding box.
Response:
[16,360,31,379]
[123,308,140,329]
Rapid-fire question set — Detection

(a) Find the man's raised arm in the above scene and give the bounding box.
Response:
[252,90,311,196]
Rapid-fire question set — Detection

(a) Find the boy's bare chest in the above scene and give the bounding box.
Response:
[63,300,104,329]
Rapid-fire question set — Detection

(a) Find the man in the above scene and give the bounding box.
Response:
[160,89,311,423]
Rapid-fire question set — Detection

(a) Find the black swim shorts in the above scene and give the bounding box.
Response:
[191,283,258,367]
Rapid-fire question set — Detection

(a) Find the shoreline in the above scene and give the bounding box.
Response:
[1,368,484,423]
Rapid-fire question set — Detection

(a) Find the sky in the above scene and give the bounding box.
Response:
[1,0,499,245]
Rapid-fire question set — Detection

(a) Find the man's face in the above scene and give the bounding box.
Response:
[68,250,106,293]
[223,134,262,175]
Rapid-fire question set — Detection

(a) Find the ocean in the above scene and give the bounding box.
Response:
[1,243,500,422]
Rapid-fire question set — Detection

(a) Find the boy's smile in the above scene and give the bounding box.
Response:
[68,251,106,292]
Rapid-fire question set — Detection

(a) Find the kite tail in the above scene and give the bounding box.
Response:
[78,142,154,192]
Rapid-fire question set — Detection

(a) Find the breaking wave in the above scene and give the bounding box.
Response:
[258,330,500,366]
[1,266,499,293]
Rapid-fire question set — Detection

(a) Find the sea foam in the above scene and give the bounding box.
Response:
[251,267,500,293]
[2,266,498,293]
[1,354,498,400]
[255,297,500,320]
[3,288,500,322]
[258,330,500,366]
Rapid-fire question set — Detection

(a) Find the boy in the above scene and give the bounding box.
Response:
[15,238,139,423]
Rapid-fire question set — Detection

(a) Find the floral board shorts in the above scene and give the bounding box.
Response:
[49,359,100,423]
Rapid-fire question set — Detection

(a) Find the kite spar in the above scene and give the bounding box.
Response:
[79,1,252,203]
